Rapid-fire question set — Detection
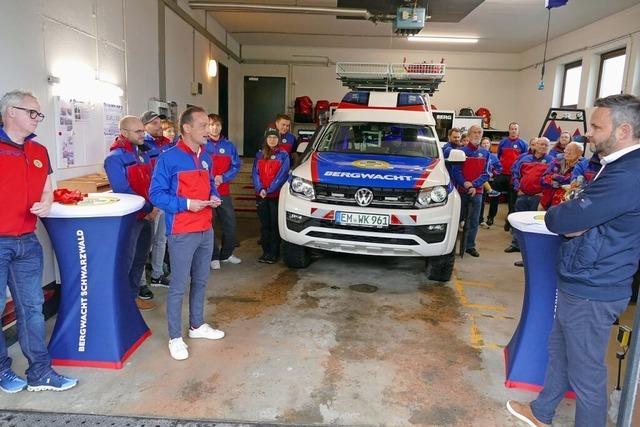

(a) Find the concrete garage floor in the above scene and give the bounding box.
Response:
[1,209,636,426]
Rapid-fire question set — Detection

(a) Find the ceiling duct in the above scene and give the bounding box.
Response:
[188,2,375,20]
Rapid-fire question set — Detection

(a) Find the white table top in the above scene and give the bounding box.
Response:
[46,193,145,218]
[508,211,557,236]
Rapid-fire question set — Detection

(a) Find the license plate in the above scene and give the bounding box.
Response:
[335,211,389,228]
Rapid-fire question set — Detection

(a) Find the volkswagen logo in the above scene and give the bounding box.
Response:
[354,188,374,207]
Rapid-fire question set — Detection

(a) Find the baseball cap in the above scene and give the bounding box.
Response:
[140,111,160,125]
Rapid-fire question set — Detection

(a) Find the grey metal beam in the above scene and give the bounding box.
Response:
[161,0,242,63]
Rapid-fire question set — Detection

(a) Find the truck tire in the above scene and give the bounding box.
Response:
[282,242,312,268]
[426,250,455,282]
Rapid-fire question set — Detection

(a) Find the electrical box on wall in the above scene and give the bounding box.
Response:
[148,98,178,122]
[190,81,203,96]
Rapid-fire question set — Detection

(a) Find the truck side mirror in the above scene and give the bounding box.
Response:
[446,149,466,164]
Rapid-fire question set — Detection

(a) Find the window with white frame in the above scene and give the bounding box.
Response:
[561,60,582,108]
[597,48,626,99]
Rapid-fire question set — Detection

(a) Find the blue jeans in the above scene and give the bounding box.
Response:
[166,229,214,339]
[0,234,52,382]
[150,210,167,278]
[511,194,541,248]
[460,192,482,250]
[531,290,628,426]
[126,220,152,293]
[212,195,237,261]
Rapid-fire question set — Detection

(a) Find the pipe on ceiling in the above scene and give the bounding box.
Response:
[188,2,373,20]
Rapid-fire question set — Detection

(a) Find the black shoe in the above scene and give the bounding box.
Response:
[138,285,154,300]
[257,254,268,263]
[514,260,524,267]
[264,255,277,264]
[486,217,494,226]
[465,248,480,257]
[504,245,520,253]
[150,275,170,288]
[504,222,511,232]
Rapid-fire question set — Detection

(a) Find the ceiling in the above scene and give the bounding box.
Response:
[201,0,640,53]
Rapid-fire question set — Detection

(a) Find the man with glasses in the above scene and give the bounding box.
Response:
[507,94,640,427]
[0,90,78,392]
[104,116,156,311]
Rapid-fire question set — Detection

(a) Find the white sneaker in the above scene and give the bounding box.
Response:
[222,255,242,264]
[189,323,225,340]
[168,337,189,360]
[210,260,221,270]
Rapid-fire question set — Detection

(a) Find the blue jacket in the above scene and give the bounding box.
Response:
[497,137,528,176]
[488,152,503,177]
[104,136,153,217]
[511,153,553,192]
[571,153,601,184]
[252,147,290,198]
[204,137,241,196]
[150,140,220,235]
[545,148,640,301]
[144,133,174,168]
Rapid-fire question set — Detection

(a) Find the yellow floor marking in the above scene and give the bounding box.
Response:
[458,279,496,289]
[466,303,507,312]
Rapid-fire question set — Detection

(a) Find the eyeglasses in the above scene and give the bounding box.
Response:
[123,129,145,134]
[13,106,45,121]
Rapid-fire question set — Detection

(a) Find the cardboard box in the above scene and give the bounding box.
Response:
[57,173,111,193]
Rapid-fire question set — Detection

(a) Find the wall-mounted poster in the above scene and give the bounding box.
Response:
[54,97,123,169]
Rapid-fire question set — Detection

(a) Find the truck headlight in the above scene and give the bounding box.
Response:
[415,186,448,208]
[290,176,315,200]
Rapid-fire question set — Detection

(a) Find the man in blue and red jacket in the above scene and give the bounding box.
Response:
[489,122,529,229]
[150,106,225,361]
[140,111,174,289]
[104,116,156,310]
[548,131,572,159]
[451,124,491,257]
[206,114,242,270]
[507,94,640,427]
[275,114,297,156]
[0,90,77,393]
[504,137,553,253]
[141,111,173,168]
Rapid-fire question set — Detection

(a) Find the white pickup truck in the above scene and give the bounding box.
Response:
[278,63,465,281]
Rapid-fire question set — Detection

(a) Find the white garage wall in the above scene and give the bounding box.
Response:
[239,46,523,144]
[515,3,640,139]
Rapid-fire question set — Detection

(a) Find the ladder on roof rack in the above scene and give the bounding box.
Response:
[336,62,446,95]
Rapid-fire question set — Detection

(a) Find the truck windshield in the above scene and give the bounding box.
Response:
[315,122,439,158]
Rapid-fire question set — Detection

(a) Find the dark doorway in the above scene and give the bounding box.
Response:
[218,63,229,137]
[243,76,286,157]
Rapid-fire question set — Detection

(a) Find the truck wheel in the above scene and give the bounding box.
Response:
[282,242,312,268]
[426,250,455,282]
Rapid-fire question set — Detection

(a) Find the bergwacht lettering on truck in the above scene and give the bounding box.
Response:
[323,171,412,181]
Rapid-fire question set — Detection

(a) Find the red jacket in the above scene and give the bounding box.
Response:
[0,127,51,236]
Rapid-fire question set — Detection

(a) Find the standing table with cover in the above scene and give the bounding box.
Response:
[42,193,151,369]
[504,211,574,397]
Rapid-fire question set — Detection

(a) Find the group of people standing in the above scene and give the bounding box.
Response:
[0,85,301,391]
[105,109,297,360]
[443,121,600,258]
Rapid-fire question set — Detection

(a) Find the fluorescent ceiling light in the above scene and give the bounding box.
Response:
[407,36,478,44]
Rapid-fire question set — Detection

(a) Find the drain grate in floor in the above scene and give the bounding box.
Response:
[0,411,286,427]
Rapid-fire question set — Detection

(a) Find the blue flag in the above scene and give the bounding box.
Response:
[546,0,568,9]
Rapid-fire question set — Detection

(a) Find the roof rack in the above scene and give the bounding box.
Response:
[336,62,445,95]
